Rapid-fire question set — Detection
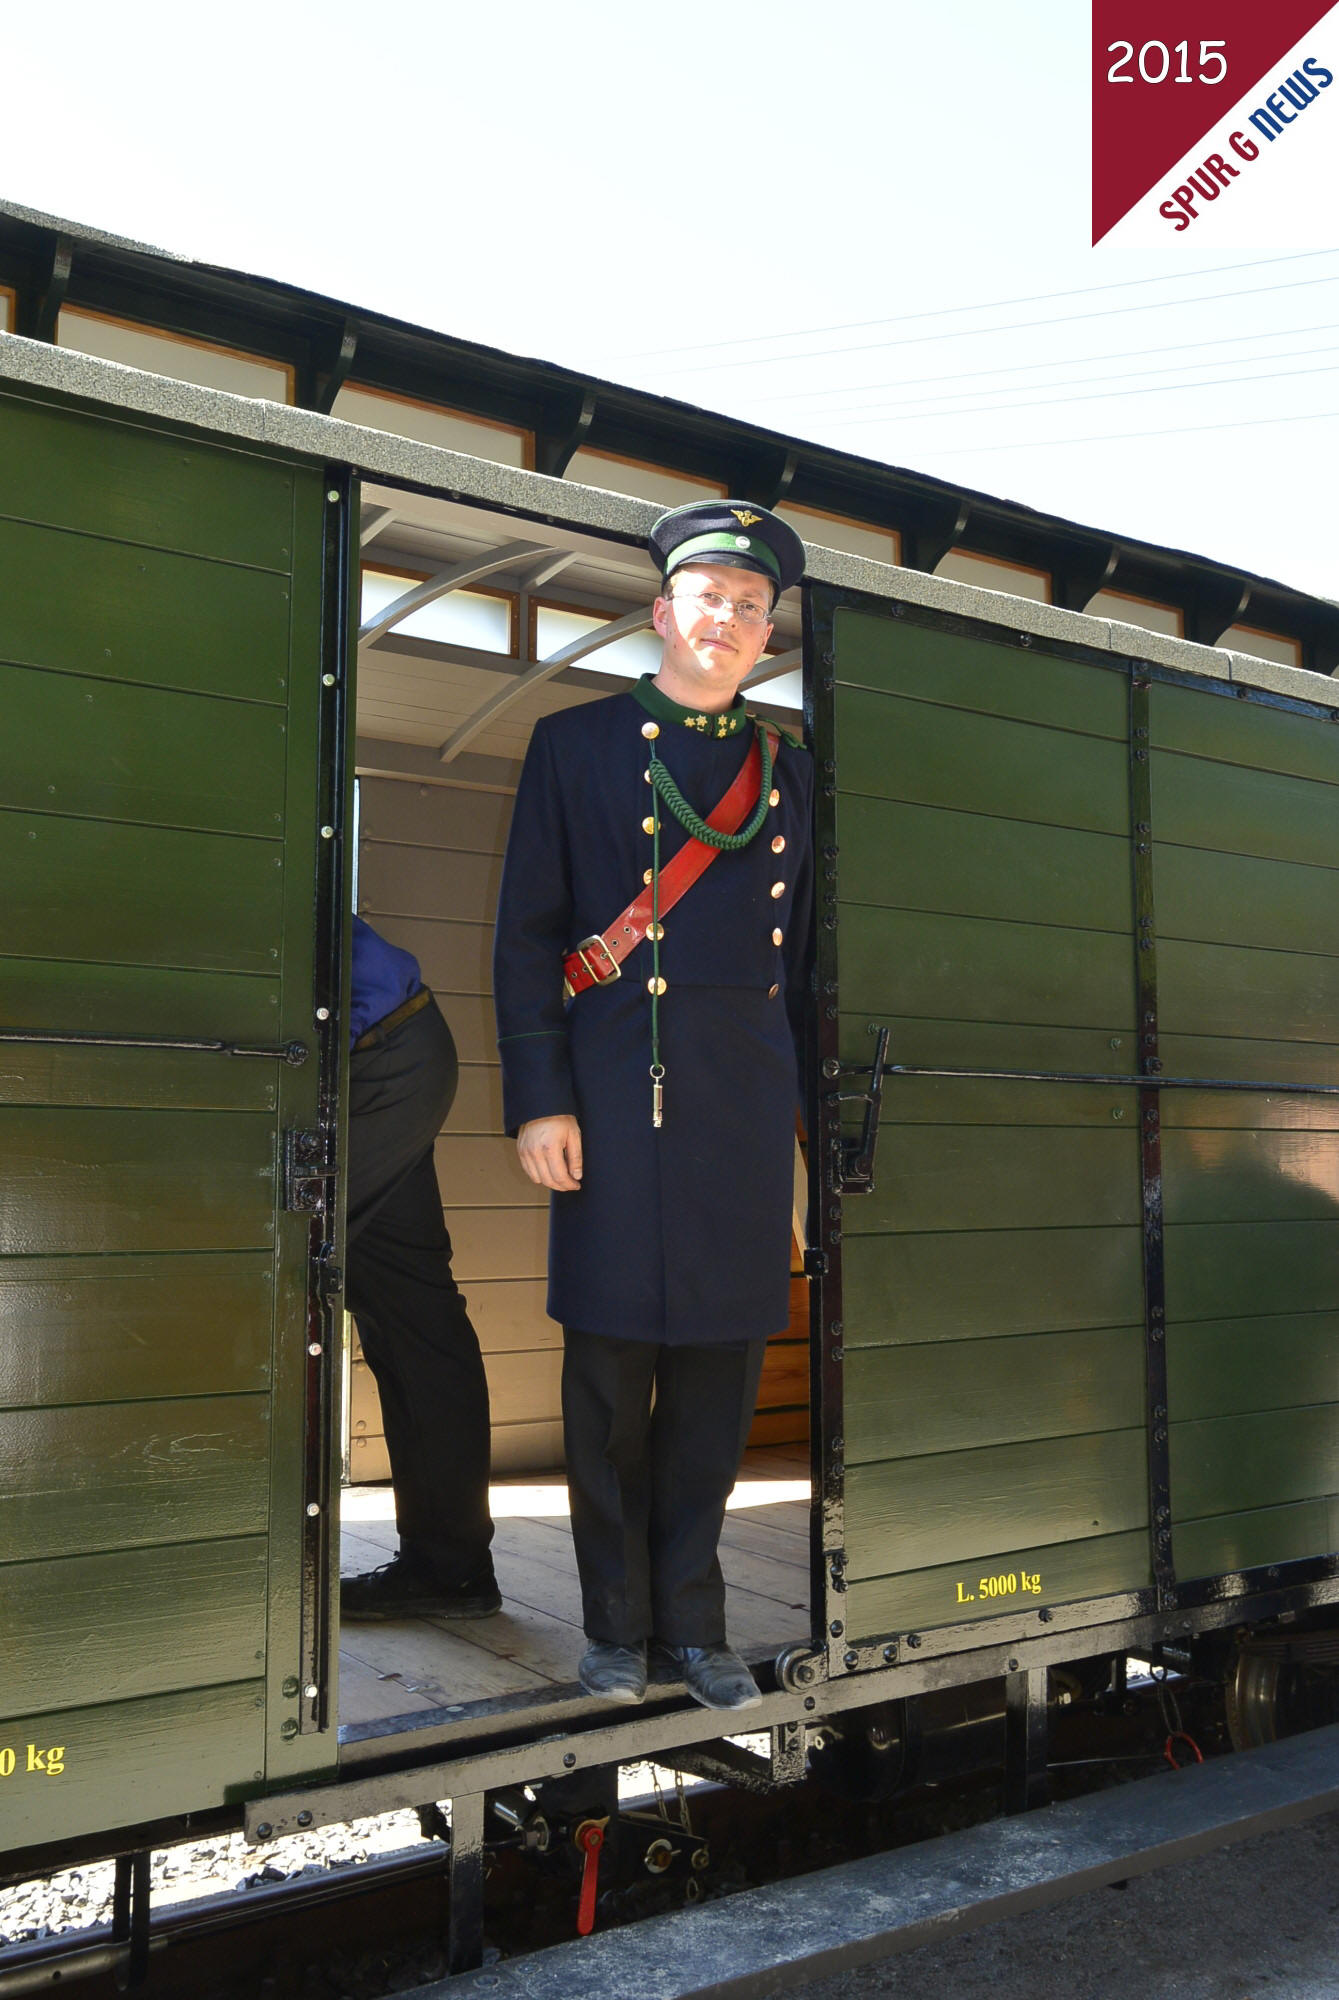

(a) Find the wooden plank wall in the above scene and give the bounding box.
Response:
[350,760,809,1478]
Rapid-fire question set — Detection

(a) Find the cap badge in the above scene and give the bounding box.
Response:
[731,508,762,527]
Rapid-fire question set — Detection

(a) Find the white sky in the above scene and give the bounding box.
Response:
[3,0,1336,602]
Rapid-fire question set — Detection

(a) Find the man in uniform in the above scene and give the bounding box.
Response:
[493,501,811,1709]
[339,916,498,1621]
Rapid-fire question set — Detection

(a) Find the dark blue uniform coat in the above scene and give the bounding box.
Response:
[493,684,813,1346]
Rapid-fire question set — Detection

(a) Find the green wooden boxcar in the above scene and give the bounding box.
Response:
[3,338,1339,1876]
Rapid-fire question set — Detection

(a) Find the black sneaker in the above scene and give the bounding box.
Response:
[340,1555,501,1622]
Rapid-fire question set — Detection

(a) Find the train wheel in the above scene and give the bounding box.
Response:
[1226,1634,1339,1749]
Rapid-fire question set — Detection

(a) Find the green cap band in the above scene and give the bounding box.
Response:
[664,531,781,583]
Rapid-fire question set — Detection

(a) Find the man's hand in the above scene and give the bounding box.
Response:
[517,1115,583,1192]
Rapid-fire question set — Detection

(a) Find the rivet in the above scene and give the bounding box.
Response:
[641,720,660,738]
[255,1823,273,1840]
[281,1720,298,1740]
[320,825,335,839]
[564,1752,577,1768]
[297,1810,314,1827]
[829,1621,844,1637]
[308,1342,322,1357]
[642,816,655,835]
[322,673,336,687]
[315,1006,330,1022]
[326,489,340,503]
[844,1650,859,1669]
[306,1502,320,1517]
[768,789,780,807]
[772,835,786,853]
[647,976,667,995]
[304,1685,318,1700]
[906,1633,921,1649]
[770,882,786,899]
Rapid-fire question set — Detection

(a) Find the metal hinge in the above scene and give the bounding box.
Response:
[282,1129,331,1213]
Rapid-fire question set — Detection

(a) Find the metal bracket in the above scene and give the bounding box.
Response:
[282,1129,330,1213]
[830,1025,890,1194]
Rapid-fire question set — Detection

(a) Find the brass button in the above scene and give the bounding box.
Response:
[644,869,654,885]
[770,881,786,899]
[644,768,652,783]
[768,984,780,1000]
[771,835,786,854]
[648,921,664,941]
[642,816,655,835]
[772,927,784,946]
[647,976,667,996]
[768,788,780,807]
[641,720,660,738]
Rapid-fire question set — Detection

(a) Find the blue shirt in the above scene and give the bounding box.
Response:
[350,916,423,1046]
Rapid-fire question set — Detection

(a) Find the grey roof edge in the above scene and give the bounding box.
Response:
[2,330,1335,710]
[2,199,1333,616]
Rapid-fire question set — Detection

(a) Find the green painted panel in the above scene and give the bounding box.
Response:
[0,393,295,569]
[1176,1501,1336,1581]
[1160,939,1339,1046]
[843,1226,1145,1348]
[868,1069,1138,1130]
[840,1015,1136,1091]
[2,1538,268,1719]
[1165,1221,1339,1320]
[1152,748,1339,870]
[845,1428,1148,1576]
[836,794,1131,932]
[1168,1315,1339,1419]
[839,907,1135,1030]
[0,1043,277,1113]
[0,663,289,835]
[0,1108,276,1255]
[4,812,285,974]
[1171,1406,1339,1518]
[846,1125,1141,1236]
[1161,1081,1339,1130]
[0,1680,265,1857]
[1162,1128,1339,1225]
[1152,678,1339,786]
[1156,844,1339,958]
[847,1529,1152,1638]
[835,686,1129,834]
[845,1326,1146,1463]
[0,517,291,703]
[0,958,282,1042]
[834,609,1128,739]
[0,1253,272,1409]
[0,1395,270,1563]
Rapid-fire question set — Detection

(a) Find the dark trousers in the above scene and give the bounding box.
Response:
[561,1328,767,1646]
[345,997,493,1589]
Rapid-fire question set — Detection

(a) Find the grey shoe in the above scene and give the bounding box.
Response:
[578,1640,648,1703]
[651,1642,762,1711]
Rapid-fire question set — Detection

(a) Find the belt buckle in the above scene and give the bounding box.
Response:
[576,934,620,986]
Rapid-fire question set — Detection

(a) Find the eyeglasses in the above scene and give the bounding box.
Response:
[668,587,772,627]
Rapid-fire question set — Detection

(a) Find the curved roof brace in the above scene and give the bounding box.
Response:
[438,607,653,763]
[742,646,802,690]
[358,539,554,647]
[359,503,397,548]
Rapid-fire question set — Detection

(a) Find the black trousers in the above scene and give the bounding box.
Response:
[345,997,494,1589]
[561,1328,767,1646]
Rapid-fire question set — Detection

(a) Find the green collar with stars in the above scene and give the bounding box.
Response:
[631,674,750,739]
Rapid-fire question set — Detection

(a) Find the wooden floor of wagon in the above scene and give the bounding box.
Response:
[337,1446,812,1725]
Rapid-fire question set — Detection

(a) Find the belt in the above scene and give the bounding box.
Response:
[562,726,776,1000]
[352,984,432,1050]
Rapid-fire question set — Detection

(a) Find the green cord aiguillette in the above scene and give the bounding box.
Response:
[645,724,775,1128]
